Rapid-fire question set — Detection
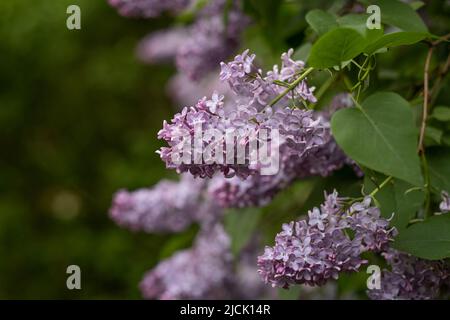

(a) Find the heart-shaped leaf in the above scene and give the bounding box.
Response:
[331,92,423,186]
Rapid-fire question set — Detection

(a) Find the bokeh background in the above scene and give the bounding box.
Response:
[1,0,449,299]
[0,0,177,298]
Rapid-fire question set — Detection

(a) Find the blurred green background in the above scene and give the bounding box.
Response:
[0,0,180,298]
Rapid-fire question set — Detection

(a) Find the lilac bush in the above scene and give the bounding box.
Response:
[109,0,450,301]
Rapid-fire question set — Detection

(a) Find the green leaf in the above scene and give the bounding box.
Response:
[293,43,312,62]
[424,126,443,145]
[331,92,423,186]
[224,207,262,256]
[394,215,450,260]
[372,0,428,32]
[364,174,424,230]
[428,148,450,193]
[364,32,427,55]
[308,28,367,69]
[305,9,338,35]
[431,106,450,122]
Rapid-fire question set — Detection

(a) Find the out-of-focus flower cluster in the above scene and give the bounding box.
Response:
[140,224,233,299]
[108,0,192,18]
[125,0,251,80]
[110,174,221,233]
[368,248,450,300]
[257,192,397,288]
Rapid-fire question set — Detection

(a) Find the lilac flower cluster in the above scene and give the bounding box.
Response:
[257,191,397,288]
[158,49,324,179]
[134,0,250,80]
[440,191,450,213]
[108,0,191,18]
[109,174,218,233]
[368,248,450,300]
[206,95,356,208]
[158,98,326,179]
[140,224,234,299]
[176,10,250,80]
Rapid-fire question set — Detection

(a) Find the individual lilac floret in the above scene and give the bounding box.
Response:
[257,192,396,288]
[368,248,450,300]
[108,0,191,18]
[136,28,189,64]
[109,174,209,233]
[439,191,450,213]
[140,224,233,299]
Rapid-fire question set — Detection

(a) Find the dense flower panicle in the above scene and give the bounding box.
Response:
[368,248,450,300]
[140,224,233,299]
[157,91,328,179]
[136,28,189,64]
[158,50,326,179]
[109,174,211,233]
[108,0,191,18]
[440,191,450,213]
[257,192,396,288]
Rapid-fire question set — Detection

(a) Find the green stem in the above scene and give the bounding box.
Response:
[369,176,393,197]
[269,67,314,107]
[420,152,432,217]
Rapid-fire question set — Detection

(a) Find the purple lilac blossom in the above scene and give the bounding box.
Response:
[257,191,397,288]
[368,248,450,300]
[158,49,324,179]
[109,174,214,233]
[157,95,327,179]
[108,0,192,18]
[206,94,358,208]
[140,223,233,299]
[439,191,450,213]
